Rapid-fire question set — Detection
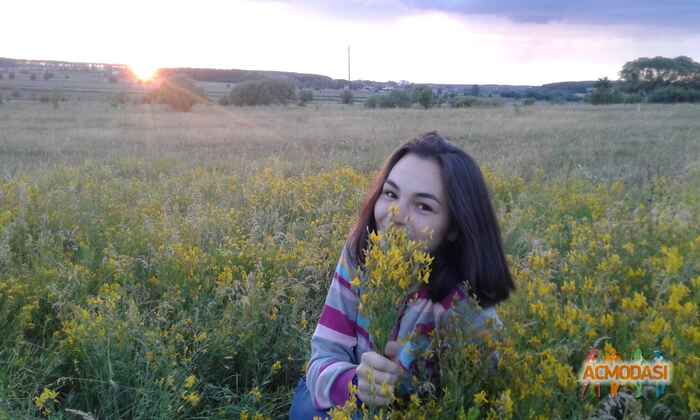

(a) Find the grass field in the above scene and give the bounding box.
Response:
[0,101,699,419]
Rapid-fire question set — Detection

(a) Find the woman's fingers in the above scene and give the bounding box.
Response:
[357,366,399,385]
[360,351,403,376]
[384,340,402,360]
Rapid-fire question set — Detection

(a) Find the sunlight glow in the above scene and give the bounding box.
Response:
[129,63,159,81]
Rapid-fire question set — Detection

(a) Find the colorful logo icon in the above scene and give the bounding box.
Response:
[578,338,672,400]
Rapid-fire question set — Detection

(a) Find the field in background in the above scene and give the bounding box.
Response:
[2,101,699,184]
[0,101,699,419]
[0,70,370,104]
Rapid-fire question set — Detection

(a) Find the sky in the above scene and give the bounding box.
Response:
[2,0,700,85]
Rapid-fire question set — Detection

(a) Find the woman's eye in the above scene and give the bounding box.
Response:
[418,203,433,212]
[384,190,397,199]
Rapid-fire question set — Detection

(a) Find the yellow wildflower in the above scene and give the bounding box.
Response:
[182,391,201,407]
[184,374,197,389]
[249,387,262,402]
[271,360,282,374]
[661,246,683,275]
[560,280,576,295]
[34,387,59,415]
[473,390,488,407]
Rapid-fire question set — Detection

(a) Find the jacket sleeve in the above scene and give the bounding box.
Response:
[305,245,360,409]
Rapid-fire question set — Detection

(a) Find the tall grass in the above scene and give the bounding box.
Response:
[0,102,698,419]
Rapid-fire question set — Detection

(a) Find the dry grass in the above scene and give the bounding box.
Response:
[2,101,698,188]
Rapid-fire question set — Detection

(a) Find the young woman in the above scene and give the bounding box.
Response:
[289,132,515,419]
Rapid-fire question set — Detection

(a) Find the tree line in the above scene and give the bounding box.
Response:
[589,56,700,104]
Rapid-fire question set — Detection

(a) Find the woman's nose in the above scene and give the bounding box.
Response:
[388,203,412,226]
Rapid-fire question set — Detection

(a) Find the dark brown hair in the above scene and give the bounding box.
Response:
[346,132,514,307]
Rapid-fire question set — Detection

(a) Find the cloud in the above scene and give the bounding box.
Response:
[277,0,700,31]
[405,1,700,28]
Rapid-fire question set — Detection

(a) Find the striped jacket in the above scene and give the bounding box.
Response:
[306,243,503,410]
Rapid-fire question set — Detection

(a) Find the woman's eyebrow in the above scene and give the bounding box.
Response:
[385,179,442,206]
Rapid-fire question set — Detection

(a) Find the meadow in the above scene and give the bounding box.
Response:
[0,101,699,419]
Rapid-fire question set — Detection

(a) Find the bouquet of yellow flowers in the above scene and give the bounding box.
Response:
[353,225,434,356]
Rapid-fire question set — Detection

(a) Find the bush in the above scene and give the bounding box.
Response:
[622,93,643,104]
[227,79,296,106]
[8,72,14,80]
[415,87,433,109]
[364,95,378,108]
[0,73,3,80]
[298,89,314,106]
[43,72,53,81]
[340,89,353,105]
[450,95,502,108]
[647,86,700,103]
[144,76,207,112]
[11,89,21,99]
[50,90,63,109]
[588,77,624,105]
[217,95,231,106]
[522,98,536,106]
[30,73,37,81]
[111,92,130,107]
[365,90,412,109]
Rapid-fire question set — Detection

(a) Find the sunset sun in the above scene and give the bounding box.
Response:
[129,63,159,81]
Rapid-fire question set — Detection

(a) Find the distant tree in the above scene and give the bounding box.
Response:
[588,77,623,105]
[449,95,502,108]
[111,92,130,107]
[298,89,314,106]
[415,86,433,109]
[30,73,37,81]
[43,72,53,80]
[218,95,231,106]
[8,72,15,80]
[50,90,63,109]
[363,91,411,109]
[471,84,480,96]
[500,90,522,99]
[620,56,700,93]
[340,89,354,104]
[647,86,700,103]
[385,90,411,108]
[227,79,296,106]
[364,95,378,108]
[145,76,207,111]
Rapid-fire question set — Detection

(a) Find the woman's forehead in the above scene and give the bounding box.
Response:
[387,154,446,198]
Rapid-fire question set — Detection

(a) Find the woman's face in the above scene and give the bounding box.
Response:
[373,153,454,252]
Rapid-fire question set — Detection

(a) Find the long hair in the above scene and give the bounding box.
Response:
[346,132,514,307]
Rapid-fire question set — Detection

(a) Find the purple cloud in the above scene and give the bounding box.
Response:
[276,0,700,30]
[402,0,700,28]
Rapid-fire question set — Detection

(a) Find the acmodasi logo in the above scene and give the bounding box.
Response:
[578,338,672,400]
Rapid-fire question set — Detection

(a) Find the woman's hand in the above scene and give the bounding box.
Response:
[356,341,405,407]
